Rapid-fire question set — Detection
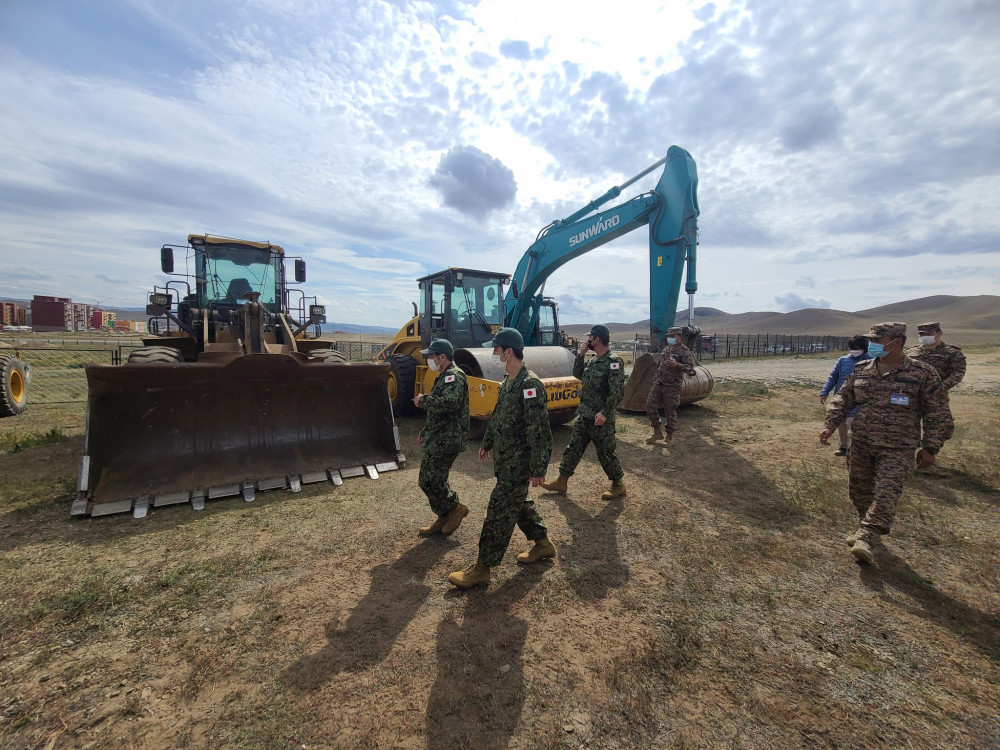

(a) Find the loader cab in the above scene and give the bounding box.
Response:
[189,236,285,315]
[417,268,509,350]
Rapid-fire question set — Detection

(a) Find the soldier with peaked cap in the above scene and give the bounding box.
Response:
[821,322,954,565]
[541,323,627,500]
[414,338,470,538]
[644,326,697,445]
[906,322,966,392]
[448,327,556,590]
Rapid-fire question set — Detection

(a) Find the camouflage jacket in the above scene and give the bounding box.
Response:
[905,342,966,391]
[573,351,625,420]
[653,343,697,386]
[826,356,954,451]
[419,363,469,453]
[482,364,552,478]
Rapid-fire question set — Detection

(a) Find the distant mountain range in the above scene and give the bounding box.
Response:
[562,295,1000,345]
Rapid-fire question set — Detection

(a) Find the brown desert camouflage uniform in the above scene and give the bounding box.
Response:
[826,352,954,534]
[645,338,696,437]
[417,362,469,516]
[478,365,553,567]
[905,342,966,391]
[557,350,626,481]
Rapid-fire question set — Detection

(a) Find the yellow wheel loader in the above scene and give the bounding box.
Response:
[72,235,403,519]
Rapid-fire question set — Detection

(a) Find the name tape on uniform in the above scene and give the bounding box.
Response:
[523,387,537,399]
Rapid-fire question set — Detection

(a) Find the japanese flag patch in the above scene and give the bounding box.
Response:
[444,375,456,383]
[523,387,538,399]
[610,362,621,370]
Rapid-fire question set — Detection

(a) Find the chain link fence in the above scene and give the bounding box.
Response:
[628,333,851,362]
[4,342,144,404]
[331,341,387,361]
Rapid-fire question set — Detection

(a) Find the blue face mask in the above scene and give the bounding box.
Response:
[666,337,677,346]
[867,341,889,358]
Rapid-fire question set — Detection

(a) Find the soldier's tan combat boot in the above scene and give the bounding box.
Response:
[662,432,673,446]
[601,479,627,500]
[540,475,569,494]
[851,529,881,565]
[645,426,664,444]
[517,536,556,564]
[844,528,865,547]
[418,515,448,536]
[441,502,469,536]
[448,562,491,589]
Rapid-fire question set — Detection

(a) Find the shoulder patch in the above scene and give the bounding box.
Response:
[610,362,620,370]
[444,374,456,383]
[523,387,538,399]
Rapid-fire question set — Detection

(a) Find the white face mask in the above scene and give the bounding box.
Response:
[919,335,936,346]
[849,349,865,357]
[492,352,503,365]
[428,356,441,372]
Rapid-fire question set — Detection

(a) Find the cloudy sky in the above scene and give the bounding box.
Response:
[1,0,998,329]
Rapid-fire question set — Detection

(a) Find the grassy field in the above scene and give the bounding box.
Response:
[0,355,998,749]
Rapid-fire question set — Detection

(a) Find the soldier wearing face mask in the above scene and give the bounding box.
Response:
[644,326,696,445]
[820,322,953,565]
[906,322,966,392]
[414,338,470,538]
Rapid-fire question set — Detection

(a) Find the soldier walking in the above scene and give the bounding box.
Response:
[820,322,954,565]
[644,326,696,445]
[906,322,966,392]
[541,324,627,500]
[415,338,470,537]
[448,328,555,590]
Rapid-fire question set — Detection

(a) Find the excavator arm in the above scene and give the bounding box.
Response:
[504,145,700,348]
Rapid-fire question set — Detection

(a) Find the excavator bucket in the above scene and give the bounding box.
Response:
[72,355,403,518]
[620,353,715,412]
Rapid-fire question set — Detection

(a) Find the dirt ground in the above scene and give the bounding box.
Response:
[1,350,998,749]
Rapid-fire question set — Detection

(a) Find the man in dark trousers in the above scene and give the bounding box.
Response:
[448,328,555,590]
[541,324,627,500]
[414,338,470,537]
[644,326,696,445]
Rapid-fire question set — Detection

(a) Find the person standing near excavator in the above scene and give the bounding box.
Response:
[541,324,627,500]
[448,328,555,590]
[414,338,470,538]
[644,326,696,445]
[906,322,966,392]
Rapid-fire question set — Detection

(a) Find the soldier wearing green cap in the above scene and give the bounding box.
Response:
[448,327,555,590]
[541,323,627,500]
[644,326,696,445]
[414,338,470,538]
[906,322,966,392]
[821,322,954,565]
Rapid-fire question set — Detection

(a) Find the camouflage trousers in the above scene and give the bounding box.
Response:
[478,469,547,567]
[848,441,914,534]
[418,443,461,517]
[558,416,624,481]
[645,383,681,435]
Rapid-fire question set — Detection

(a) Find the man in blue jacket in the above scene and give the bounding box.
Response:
[819,336,871,456]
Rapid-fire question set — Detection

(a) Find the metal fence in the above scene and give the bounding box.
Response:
[629,333,852,362]
[6,343,143,404]
[331,341,386,361]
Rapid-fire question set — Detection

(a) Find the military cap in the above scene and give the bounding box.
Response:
[589,324,610,340]
[484,327,524,349]
[865,322,906,339]
[917,321,941,333]
[667,326,684,335]
[420,338,454,359]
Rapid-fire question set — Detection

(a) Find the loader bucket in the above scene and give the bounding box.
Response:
[72,355,403,518]
[620,353,714,412]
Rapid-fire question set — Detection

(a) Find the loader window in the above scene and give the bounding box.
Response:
[198,244,281,311]
[429,282,446,330]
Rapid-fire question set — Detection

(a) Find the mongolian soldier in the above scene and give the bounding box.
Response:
[644,326,696,445]
[448,328,555,590]
[906,322,966,392]
[541,324,627,500]
[415,338,470,537]
[821,322,954,565]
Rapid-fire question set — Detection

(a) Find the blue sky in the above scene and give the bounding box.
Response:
[1,0,998,329]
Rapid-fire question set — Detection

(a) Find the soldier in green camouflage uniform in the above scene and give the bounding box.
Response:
[541,324,627,500]
[415,338,471,537]
[821,322,954,565]
[644,326,697,445]
[906,322,967,392]
[448,328,555,590]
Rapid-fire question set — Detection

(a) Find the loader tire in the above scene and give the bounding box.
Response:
[126,346,184,364]
[387,353,417,417]
[0,355,28,417]
[308,348,349,363]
